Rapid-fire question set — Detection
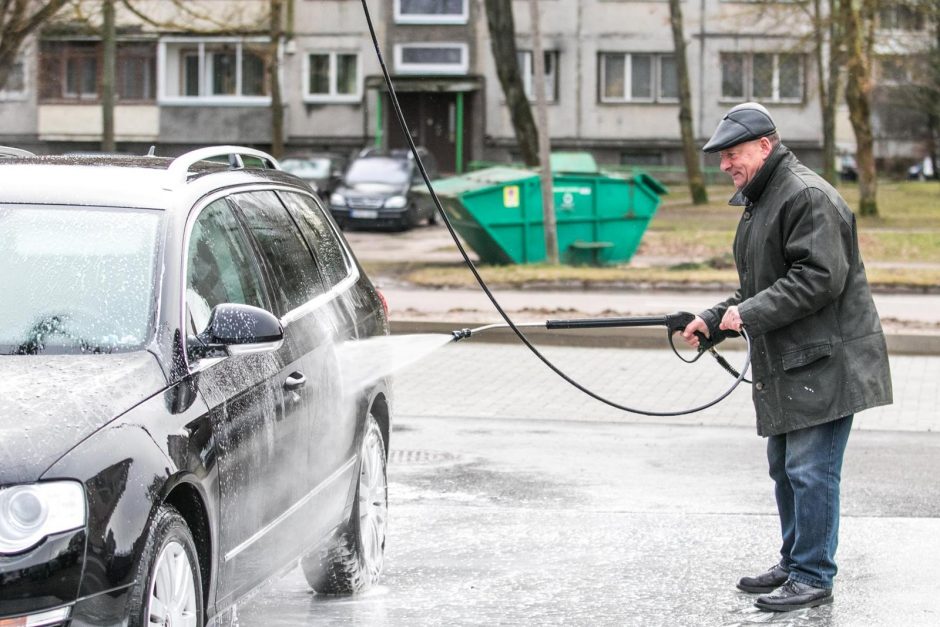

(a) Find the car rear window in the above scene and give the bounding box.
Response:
[0,205,162,354]
[228,191,326,315]
[279,191,351,289]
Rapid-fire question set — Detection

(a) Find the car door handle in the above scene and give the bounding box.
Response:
[284,372,307,390]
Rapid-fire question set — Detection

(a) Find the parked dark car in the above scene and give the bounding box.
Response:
[329,147,439,230]
[838,154,858,182]
[0,146,391,626]
[280,152,349,200]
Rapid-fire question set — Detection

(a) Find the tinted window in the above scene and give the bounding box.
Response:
[229,191,324,315]
[344,157,411,186]
[187,199,267,334]
[280,192,351,288]
[0,206,161,354]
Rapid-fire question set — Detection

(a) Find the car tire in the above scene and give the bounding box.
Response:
[128,504,203,627]
[301,411,388,594]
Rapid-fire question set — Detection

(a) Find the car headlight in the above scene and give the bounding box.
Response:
[384,195,407,209]
[330,192,347,207]
[0,481,86,554]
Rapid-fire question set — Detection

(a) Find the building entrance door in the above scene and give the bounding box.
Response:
[385,91,468,174]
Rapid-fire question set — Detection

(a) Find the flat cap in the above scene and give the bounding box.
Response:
[702,102,776,153]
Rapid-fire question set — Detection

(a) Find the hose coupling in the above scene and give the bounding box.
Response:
[451,328,472,342]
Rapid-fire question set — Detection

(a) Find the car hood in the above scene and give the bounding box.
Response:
[340,182,407,197]
[0,351,166,484]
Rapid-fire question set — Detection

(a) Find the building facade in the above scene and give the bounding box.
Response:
[0,0,933,173]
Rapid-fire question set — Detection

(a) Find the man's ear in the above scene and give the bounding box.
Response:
[759,137,774,158]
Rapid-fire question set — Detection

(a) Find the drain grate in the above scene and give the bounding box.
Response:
[390,449,457,465]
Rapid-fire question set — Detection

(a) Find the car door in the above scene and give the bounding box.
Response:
[227,191,358,559]
[184,198,290,604]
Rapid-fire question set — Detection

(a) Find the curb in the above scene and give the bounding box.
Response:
[390,319,940,356]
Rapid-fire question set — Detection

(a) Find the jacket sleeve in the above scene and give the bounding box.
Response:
[699,289,741,343]
[737,187,851,337]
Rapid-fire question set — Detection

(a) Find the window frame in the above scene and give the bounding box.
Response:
[394,0,469,25]
[598,52,677,104]
[516,50,559,103]
[0,53,28,101]
[720,51,805,104]
[394,42,469,75]
[158,36,274,106]
[303,51,362,103]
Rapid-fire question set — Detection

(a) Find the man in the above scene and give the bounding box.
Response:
[682,103,892,612]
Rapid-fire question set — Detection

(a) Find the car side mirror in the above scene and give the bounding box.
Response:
[190,303,283,359]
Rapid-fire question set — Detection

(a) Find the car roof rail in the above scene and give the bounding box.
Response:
[165,145,281,188]
[0,145,36,158]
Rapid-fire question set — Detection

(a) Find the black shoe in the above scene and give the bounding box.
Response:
[754,580,833,612]
[737,564,789,593]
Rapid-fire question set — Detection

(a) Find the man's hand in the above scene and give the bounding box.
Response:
[681,316,710,349]
[720,305,743,332]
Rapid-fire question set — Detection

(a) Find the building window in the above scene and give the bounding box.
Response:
[394,0,468,24]
[0,56,27,100]
[159,38,271,104]
[116,44,155,101]
[39,40,156,102]
[720,52,804,103]
[599,52,677,103]
[305,52,361,102]
[517,50,558,102]
[878,3,925,31]
[394,43,468,75]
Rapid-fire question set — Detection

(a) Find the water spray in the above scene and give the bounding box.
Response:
[359,0,751,416]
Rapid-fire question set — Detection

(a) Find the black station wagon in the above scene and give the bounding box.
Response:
[0,146,392,626]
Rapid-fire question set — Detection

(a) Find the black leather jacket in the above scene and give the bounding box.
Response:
[701,145,892,436]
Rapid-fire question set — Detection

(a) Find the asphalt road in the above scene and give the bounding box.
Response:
[232,344,940,626]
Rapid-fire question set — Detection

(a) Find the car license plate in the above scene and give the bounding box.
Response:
[350,209,378,219]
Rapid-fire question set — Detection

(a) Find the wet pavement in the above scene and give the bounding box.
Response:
[233,344,940,626]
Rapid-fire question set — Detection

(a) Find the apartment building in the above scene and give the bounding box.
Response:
[0,0,932,173]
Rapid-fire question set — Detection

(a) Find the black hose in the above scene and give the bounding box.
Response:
[359,0,750,416]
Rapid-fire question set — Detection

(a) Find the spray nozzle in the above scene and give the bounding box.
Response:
[451,328,472,342]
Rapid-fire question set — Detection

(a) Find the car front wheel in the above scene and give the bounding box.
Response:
[301,411,388,594]
[129,505,203,627]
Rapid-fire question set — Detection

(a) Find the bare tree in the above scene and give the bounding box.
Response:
[483,0,539,167]
[0,1,71,91]
[667,0,708,204]
[268,0,284,158]
[841,0,879,216]
[528,0,557,263]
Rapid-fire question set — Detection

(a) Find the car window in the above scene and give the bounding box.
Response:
[281,158,331,179]
[186,199,268,334]
[0,205,161,354]
[279,191,351,288]
[228,191,325,315]
[345,157,411,186]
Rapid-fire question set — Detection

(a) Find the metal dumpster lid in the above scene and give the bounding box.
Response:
[424,166,537,196]
[550,152,599,174]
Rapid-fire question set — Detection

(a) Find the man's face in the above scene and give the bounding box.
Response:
[719,138,772,189]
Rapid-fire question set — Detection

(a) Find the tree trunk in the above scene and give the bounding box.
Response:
[667,0,707,204]
[529,0,558,264]
[814,0,836,185]
[483,0,539,167]
[101,0,116,152]
[841,0,878,216]
[268,0,284,158]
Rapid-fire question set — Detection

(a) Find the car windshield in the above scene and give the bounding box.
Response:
[344,157,411,186]
[281,158,331,179]
[0,206,162,355]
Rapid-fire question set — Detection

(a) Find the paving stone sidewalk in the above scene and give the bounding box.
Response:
[392,342,939,433]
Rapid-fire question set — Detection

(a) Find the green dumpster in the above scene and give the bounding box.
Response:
[426,158,667,265]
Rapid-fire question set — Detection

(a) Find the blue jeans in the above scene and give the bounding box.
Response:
[766,415,853,589]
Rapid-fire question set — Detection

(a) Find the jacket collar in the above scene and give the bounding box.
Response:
[728,143,790,207]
